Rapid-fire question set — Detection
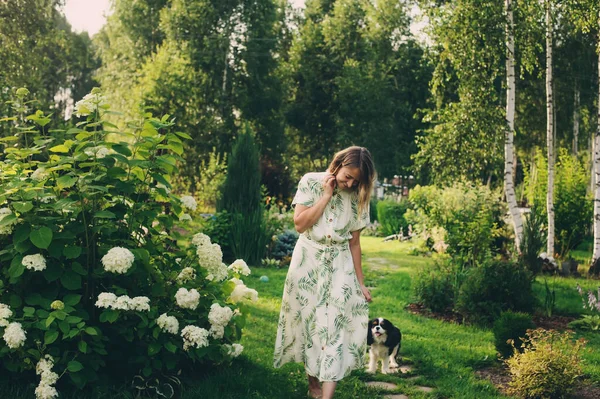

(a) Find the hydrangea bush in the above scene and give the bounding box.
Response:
[0,88,257,396]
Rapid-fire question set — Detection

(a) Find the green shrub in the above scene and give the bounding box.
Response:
[492,311,535,359]
[376,199,410,236]
[519,206,546,275]
[506,329,586,399]
[523,149,592,254]
[406,183,505,267]
[455,260,535,326]
[218,125,268,264]
[201,211,233,259]
[369,198,378,223]
[413,259,456,313]
[0,89,255,394]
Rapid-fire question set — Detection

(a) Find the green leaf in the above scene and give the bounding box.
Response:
[93,211,116,219]
[60,271,82,290]
[8,255,25,278]
[49,144,70,153]
[44,330,59,345]
[148,343,161,356]
[23,307,35,316]
[174,131,192,140]
[165,341,177,353]
[59,321,70,335]
[13,225,31,244]
[71,262,87,276]
[0,213,17,227]
[45,315,56,328]
[107,167,127,178]
[78,341,87,353]
[56,175,78,189]
[112,144,132,156]
[67,361,84,372]
[25,293,43,306]
[85,327,98,336]
[12,201,33,213]
[63,246,82,259]
[66,316,83,324]
[30,226,53,249]
[63,294,82,306]
[42,263,63,282]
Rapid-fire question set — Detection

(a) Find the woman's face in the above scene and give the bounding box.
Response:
[335,166,361,191]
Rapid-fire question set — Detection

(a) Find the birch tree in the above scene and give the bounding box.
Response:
[545,0,556,257]
[504,0,524,250]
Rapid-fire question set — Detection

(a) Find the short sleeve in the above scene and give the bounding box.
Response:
[292,174,315,207]
[351,203,370,232]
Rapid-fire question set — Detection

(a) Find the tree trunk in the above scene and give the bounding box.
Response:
[545,0,555,257]
[593,24,600,262]
[504,0,523,251]
[573,85,580,155]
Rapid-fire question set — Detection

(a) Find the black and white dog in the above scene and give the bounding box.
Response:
[366,317,402,374]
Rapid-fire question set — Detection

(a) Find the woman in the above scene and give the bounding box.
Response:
[273,146,376,399]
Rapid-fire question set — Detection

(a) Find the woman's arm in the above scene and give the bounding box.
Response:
[293,174,336,233]
[349,230,371,302]
[293,195,331,233]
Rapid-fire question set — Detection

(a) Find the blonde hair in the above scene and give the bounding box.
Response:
[328,146,376,215]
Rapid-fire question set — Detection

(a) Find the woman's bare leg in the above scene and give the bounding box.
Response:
[307,374,322,398]
[321,381,337,399]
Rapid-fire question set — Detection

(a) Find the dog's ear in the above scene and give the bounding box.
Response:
[384,324,401,351]
[367,324,373,345]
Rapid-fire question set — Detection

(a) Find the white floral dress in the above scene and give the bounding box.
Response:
[273,172,370,381]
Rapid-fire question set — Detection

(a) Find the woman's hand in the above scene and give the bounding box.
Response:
[322,173,336,198]
[360,285,372,302]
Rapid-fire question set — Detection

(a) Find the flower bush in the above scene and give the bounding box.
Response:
[568,285,600,331]
[0,88,256,396]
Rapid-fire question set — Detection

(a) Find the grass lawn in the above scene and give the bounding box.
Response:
[3,237,599,398]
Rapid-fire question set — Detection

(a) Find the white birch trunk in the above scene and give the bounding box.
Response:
[504,0,523,251]
[592,22,600,261]
[573,86,580,155]
[545,1,555,257]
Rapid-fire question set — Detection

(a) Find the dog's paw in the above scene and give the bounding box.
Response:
[381,368,389,375]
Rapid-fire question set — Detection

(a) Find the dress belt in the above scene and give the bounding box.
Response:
[298,234,348,251]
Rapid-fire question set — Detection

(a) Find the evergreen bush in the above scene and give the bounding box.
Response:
[218,125,268,264]
[492,311,535,359]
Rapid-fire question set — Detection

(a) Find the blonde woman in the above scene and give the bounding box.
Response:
[274,146,376,399]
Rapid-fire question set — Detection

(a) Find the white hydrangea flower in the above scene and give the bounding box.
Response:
[84,146,110,159]
[230,278,244,286]
[50,300,64,310]
[209,324,225,339]
[101,247,135,274]
[0,303,12,321]
[31,168,49,181]
[0,208,16,235]
[129,296,151,312]
[95,292,118,309]
[191,232,211,247]
[179,213,192,222]
[175,288,200,310]
[35,355,59,399]
[223,343,244,358]
[22,254,47,272]
[112,295,131,310]
[177,267,196,284]
[74,90,108,117]
[3,322,26,349]
[228,284,259,303]
[197,243,223,268]
[228,259,251,276]
[206,262,229,282]
[157,313,179,334]
[181,325,209,351]
[35,382,58,399]
[209,303,234,328]
[180,195,197,212]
